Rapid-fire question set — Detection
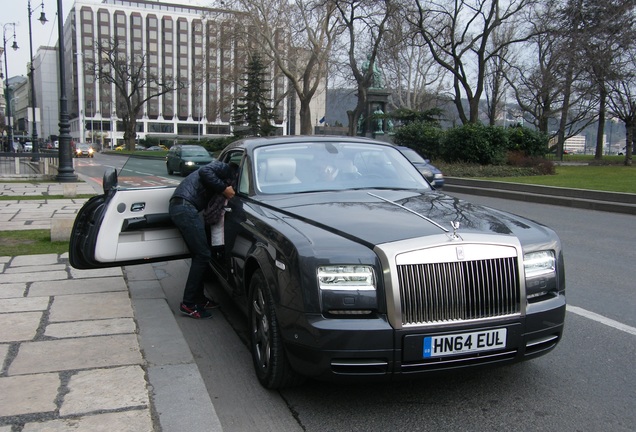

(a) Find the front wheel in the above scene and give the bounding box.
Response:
[248,269,303,389]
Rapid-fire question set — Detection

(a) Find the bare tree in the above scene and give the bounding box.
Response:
[578,0,635,160]
[506,0,594,147]
[379,11,446,112]
[88,38,185,150]
[408,0,536,125]
[485,24,515,126]
[333,0,395,136]
[607,49,636,166]
[221,0,340,135]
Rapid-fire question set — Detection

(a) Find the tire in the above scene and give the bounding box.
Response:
[248,269,303,389]
[167,163,173,175]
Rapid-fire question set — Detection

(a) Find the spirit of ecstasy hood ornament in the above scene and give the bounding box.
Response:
[450,221,461,240]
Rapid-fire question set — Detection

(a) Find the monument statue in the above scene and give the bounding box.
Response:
[361,55,384,89]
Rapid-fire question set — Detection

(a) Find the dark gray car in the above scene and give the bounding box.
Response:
[166,144,214,176]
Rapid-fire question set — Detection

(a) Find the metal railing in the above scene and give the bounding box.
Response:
[0,152,61,178]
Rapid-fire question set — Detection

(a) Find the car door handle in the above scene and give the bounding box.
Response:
[131,202,145,212]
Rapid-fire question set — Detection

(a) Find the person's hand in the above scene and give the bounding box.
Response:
[223,185,235,199]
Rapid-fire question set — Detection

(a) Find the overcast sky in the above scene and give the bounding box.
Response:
[2,0,212,80]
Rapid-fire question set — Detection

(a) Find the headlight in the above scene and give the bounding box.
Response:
[185,161,195,166]
[524,251,555,277]
[524,251,556,300]
[88,148,94,154]
[318,265,377,316]
[318,265,375,291]
[434,173,444,179]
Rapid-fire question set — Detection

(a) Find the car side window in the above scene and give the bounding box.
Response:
[220,150,249,194]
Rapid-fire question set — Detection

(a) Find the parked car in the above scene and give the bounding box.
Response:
[74,143,94,158]
[166,144,214,176]
[23,142,33,152]
[145,145,168,151]
[396,146,444,189]
[69,136,566,389]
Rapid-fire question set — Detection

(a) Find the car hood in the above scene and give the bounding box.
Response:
[257,189,554,247]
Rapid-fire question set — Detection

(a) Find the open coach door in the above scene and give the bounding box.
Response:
[69,167,190,269]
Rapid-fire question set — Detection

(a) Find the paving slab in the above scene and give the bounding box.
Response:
[49,292,134,322]
[0,344,8,368]
[69,266,124,279]
[3,264,66,274]
[127,279,165,299]
[11,254,60,267]
[8,334,143,376]
[0,296,49,313]
[0,311,43,343]
[60,366,149,416]
[124,264,159,281]
[22,409,154,432]
[45,318,136,339]
[28,277,128,297]
[132,298,194,366]
[0,283,26,298]
[0,271,70,284]
[0,373,60,417]
[149,363,222,432]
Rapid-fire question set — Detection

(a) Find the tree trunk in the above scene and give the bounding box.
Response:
[123,118,137,150]
[625,120,633,166]
[556,61,574,160]
[298,98,313,135]
[594,85,606,159]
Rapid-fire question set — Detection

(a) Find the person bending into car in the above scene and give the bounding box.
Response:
[169,160,238,319]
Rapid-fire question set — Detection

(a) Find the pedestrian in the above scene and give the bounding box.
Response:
[169,159,238,319]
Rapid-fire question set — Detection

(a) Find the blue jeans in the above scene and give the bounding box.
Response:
[169,199,212,305]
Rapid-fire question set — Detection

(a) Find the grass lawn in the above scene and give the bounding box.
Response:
[0,230,69,257]
[481,165,636,193]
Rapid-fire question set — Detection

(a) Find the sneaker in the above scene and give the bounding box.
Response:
[202,298,220,310]
[179,302,213,319]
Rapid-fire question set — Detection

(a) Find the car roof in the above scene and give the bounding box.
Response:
[225,135,392,153]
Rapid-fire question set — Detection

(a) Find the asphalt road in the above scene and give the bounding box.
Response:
[75,154,636,432]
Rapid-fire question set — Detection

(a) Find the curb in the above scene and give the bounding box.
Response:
[443,177,636,215]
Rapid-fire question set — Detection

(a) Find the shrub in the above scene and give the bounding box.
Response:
[507,151,555,175]
[393,122,444,159]
[442,124,508,165]
[506,125,548,157]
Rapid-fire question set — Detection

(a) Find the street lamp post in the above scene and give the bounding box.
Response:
[2,22,19,153]
[54,0,77,182]
[28,0,48,162]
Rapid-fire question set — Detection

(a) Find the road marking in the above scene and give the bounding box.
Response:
[567,305,636,336]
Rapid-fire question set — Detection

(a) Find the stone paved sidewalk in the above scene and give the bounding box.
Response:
[0,183,96,232]
[0,253,156,431]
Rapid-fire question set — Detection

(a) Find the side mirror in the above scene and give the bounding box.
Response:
[102,168,118,194]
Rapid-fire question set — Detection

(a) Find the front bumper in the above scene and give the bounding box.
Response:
[281,293,565,381]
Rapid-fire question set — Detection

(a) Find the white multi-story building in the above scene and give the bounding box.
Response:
[61,0,325,148]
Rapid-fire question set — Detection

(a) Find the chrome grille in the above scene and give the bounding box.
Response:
[397,257,520,326]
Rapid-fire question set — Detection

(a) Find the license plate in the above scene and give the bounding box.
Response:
[423,328,507,358]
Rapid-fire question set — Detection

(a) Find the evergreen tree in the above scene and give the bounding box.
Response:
[231,54,275,137]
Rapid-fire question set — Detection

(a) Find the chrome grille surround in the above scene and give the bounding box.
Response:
[375,233,526,330]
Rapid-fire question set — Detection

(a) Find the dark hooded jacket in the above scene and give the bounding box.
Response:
[171,160,236,212]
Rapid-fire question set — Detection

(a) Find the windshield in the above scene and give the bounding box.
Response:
[253,142,430,194]
[182,148,210,157]
[400,147,428,164]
